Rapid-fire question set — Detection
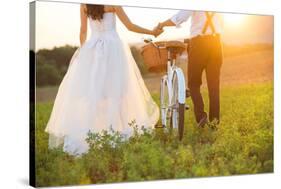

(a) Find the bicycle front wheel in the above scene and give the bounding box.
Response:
[160,76,171,128]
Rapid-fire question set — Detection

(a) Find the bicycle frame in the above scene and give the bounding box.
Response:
[160,50,186,126]
[166,50,186,104]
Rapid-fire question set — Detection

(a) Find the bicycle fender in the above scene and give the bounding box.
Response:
[173,68,186,104]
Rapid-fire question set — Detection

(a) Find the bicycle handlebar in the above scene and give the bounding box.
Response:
[144,38,153,43]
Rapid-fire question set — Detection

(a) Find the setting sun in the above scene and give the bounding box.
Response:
[223,13,245,26]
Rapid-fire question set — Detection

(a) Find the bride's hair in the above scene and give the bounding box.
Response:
[85,4,105,21]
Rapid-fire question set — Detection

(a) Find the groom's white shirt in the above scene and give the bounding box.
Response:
[171,10,223,38]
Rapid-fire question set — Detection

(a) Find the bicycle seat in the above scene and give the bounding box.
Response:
[184,38,190,44]
[164,41,187,55]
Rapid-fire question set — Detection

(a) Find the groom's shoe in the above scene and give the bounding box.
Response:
[197,113,208,128]
[207,119,220,130]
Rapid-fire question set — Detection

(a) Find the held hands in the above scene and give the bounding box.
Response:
[152,23,164,37]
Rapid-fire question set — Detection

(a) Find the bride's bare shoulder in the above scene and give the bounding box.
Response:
[80,4,87,11]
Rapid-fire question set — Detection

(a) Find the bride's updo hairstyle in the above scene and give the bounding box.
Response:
[85,4,105,21]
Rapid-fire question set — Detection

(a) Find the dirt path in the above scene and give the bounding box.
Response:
[36,50,273,102]
[144,49,273,93]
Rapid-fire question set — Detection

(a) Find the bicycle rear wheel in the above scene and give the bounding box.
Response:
[171,73,185,140]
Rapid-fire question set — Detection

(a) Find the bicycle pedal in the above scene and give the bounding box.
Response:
[185,105,190,110]
[186,89,191,98]
[170,104,178,109]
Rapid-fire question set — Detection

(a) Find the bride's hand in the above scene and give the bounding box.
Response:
[152,27,164,38]
[156,22,164,30]
[152,22,164,37]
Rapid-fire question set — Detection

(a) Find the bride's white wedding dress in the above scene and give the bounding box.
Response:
[45,13,159,156]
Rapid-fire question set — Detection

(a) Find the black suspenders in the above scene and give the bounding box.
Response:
[202,12,216,35]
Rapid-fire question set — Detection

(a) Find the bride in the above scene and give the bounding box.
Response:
[45,4,162,156]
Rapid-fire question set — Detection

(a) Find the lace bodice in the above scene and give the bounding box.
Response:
[89,12,116,34]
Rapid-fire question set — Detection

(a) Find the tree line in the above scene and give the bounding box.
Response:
[35,45,146,87]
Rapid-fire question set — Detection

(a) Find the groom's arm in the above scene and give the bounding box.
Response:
[158,10,192,29]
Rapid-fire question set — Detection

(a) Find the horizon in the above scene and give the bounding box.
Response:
[34,41,274,52]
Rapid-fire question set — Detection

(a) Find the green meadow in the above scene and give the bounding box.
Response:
[35,82,273,187]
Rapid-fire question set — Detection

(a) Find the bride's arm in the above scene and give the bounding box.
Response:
[114,6,162,37]
[80,4,88,46]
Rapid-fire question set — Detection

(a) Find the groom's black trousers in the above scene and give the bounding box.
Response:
[187,34,223,123]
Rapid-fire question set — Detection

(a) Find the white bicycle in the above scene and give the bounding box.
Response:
[143,39,190,140]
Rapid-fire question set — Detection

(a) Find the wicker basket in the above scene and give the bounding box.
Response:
[141,41,168,73]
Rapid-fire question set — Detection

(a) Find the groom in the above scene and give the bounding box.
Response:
[155,10,223,127]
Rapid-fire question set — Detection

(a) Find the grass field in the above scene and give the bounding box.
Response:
[35,82,273,187]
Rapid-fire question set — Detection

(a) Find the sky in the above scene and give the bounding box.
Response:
[33,1,273,51]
